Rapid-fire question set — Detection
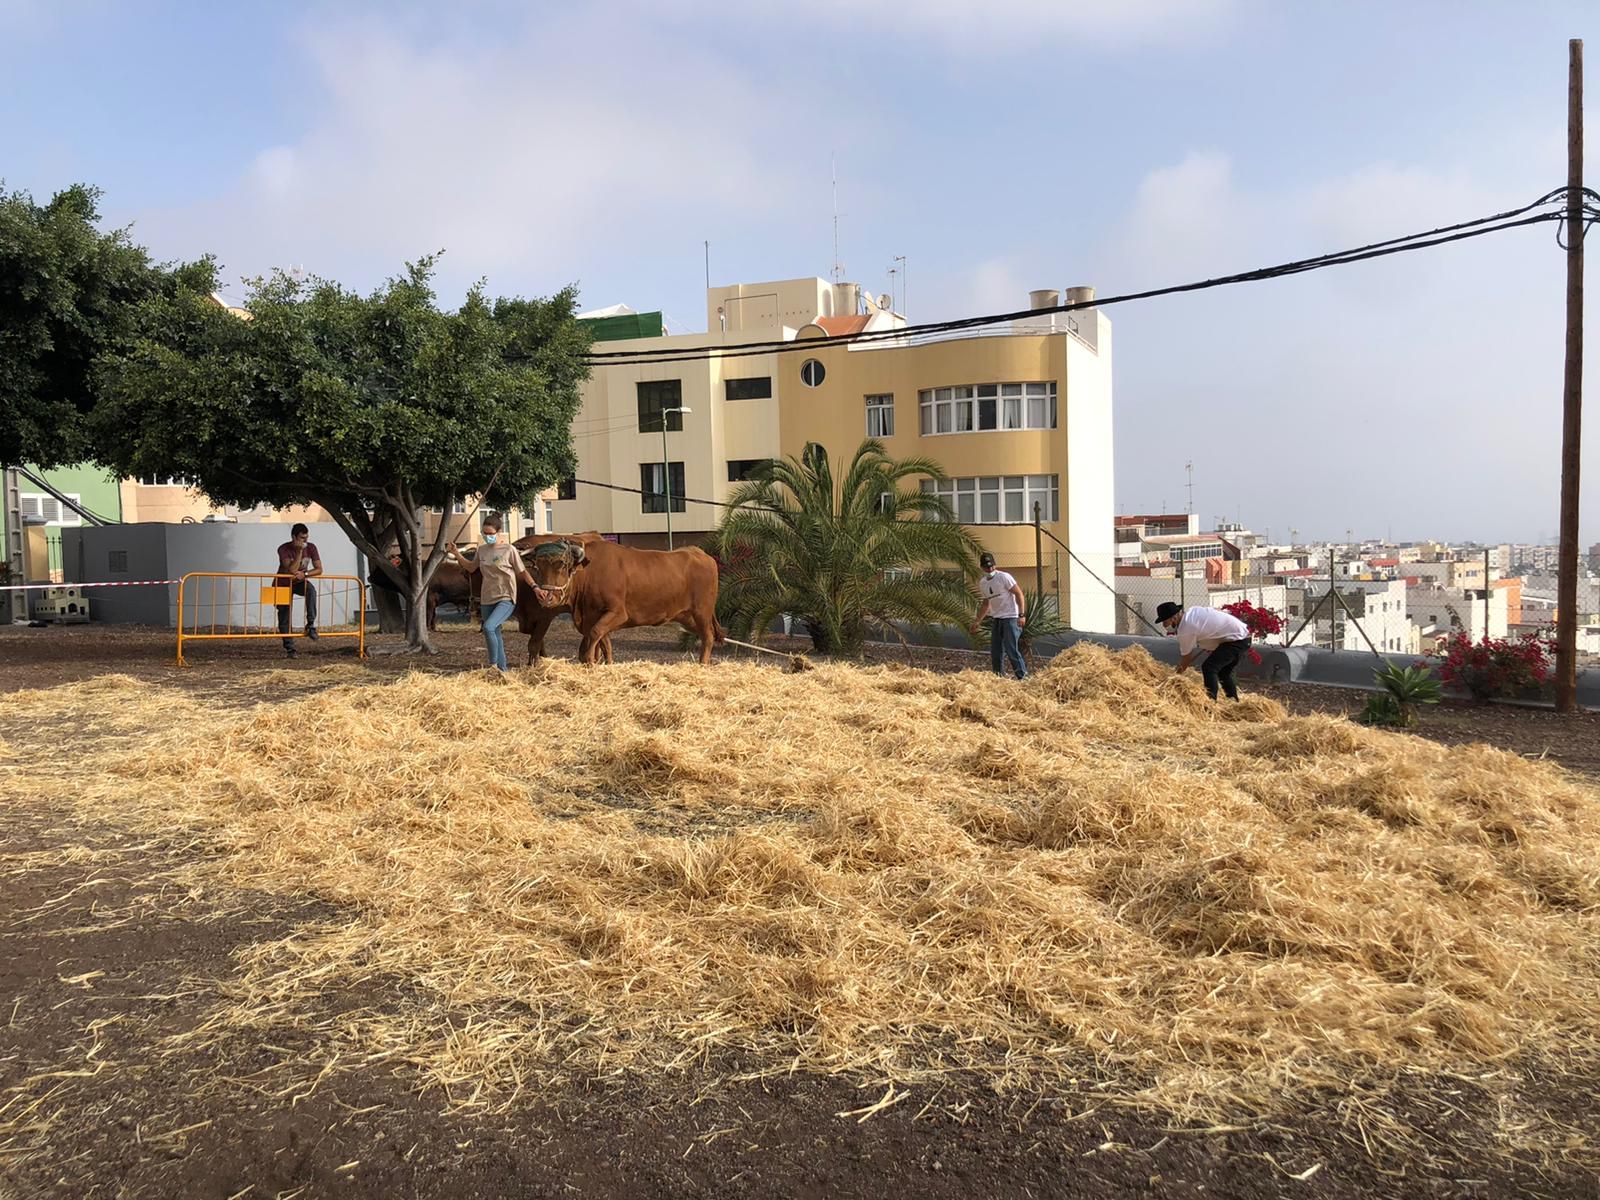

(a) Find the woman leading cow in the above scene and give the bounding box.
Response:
[447,515,547,672]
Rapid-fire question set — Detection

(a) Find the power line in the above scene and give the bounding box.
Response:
[564,478,1159,631]
[571,191,1577,368]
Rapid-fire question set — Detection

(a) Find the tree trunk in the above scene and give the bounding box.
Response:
[374,587,406,634]
[405,582,435,650]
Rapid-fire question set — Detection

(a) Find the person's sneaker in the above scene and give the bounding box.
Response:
[305,626,319,641]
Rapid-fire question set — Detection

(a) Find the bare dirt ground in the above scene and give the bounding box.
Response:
[3,621,1598,1199]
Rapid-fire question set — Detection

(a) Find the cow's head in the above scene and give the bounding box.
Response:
[528,538,587,603]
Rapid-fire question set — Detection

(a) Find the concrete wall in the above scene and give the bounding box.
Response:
[63,524,172,624]
[65,522,364,627]
[1062,313,1114,632]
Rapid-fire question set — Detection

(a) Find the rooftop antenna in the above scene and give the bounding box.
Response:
[1185,461,1194,514]
[893,254,907,315]
[831,157,844,284]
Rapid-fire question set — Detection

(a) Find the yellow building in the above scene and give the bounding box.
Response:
[558,277,1115,631]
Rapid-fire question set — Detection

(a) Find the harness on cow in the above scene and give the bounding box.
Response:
[529,539,585,601]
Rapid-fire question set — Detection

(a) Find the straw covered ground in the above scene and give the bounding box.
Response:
[3,644,1600,1163]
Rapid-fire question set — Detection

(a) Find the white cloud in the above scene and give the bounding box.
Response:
[131,10,815,302]
[731,0,1240,50]
[968,257,1028,314]
[1102,151,1261,288]
[1096,146,1591,542]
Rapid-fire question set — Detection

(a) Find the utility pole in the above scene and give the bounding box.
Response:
[1185,461,1193,515]
[1329,544,1337,652]
[1556,38,1585,714]
[1033,501,1044,598]
[1484,548,1492,642]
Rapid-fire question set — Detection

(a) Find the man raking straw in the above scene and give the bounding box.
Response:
[1156,601,1250,701]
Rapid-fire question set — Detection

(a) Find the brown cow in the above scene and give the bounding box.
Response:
[525,536,724,665]
[510,533,613,664]
[427,559,475,631]
[456,534,613,664]
[367,555,476,632]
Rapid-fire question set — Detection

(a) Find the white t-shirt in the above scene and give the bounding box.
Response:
[1176,606,1250,655]
[979,570,1022,619]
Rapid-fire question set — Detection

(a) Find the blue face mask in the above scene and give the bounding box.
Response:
[483,533,498,544]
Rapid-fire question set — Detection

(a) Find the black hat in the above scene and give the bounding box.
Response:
[979,551,996,568]
[1155,601,1183,624]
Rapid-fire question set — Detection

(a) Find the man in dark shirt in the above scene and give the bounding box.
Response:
[275,523,322,656]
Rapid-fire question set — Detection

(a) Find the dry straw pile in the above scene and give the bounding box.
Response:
[4,645,1599,1122]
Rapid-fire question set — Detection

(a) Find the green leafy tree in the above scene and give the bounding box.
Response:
[0,183,182,466]
[92,257,590,649]
[713,439,981,655]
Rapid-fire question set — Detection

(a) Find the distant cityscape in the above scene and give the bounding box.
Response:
[1114,512,1600,659]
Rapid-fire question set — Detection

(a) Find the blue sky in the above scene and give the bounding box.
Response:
[4,0,1597,544]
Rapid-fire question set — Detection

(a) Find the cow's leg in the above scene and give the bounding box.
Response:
[674,611,716,665]
[525,608,556,665]
[581,610,627,665]
[600,635,614,664]
[426,591,438,633]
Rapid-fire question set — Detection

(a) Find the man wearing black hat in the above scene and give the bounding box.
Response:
[1155,601,1251,701]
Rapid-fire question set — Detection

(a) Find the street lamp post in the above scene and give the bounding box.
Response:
[660,406,691,549]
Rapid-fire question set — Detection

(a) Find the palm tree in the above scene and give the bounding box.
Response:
[714,439,982,656]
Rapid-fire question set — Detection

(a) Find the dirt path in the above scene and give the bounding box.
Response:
[5,802,1595,1199]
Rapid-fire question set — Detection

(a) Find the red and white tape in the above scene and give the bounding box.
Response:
[0,579,181,591]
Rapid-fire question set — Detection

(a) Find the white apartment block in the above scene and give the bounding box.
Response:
[1114,576,1289,641]
[1408,584,1510,647]
[1284,579,1417,655]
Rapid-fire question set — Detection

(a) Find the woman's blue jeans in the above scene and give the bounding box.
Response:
[481,599,516,671]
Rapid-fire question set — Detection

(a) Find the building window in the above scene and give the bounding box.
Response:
[724,376,772,401]
[452,500,468,515]
[637,379,684,432]
[20,493,83,527]
[557,478,577,501]
[800,359,826,388]
[137,475,187,487]
[727,459,769,483]
[866,394,894,438]
[920,475,1058,524]
[918,382,1057,436]
[876,491,895,515]
[640,462,686,514]
[543,500,555,532]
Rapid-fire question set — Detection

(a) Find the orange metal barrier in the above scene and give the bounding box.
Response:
[176,573,366,666]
